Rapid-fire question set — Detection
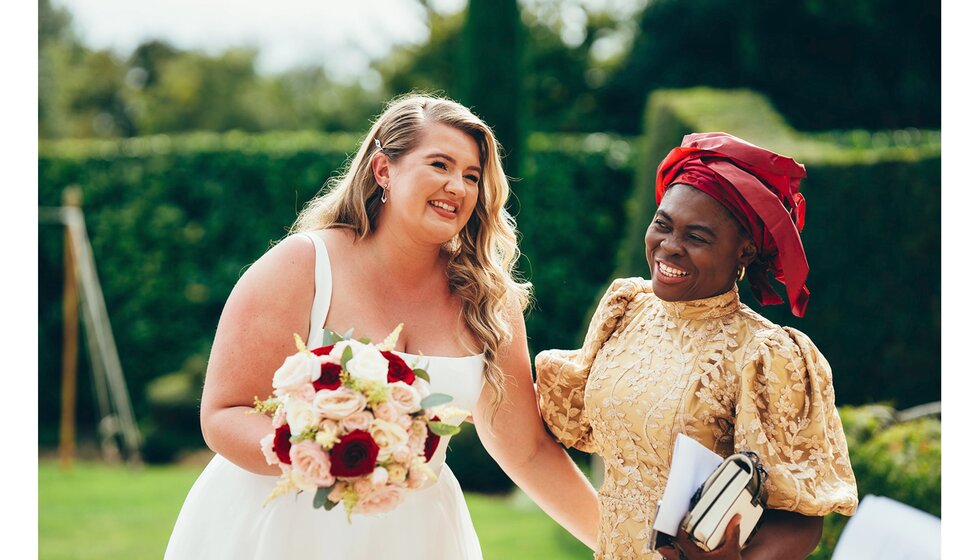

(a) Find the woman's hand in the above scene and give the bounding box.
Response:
[657,515,742,560]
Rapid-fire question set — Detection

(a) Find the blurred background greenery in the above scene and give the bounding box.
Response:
[38,0,940,557]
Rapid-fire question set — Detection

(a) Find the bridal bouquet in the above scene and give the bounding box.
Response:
[253,325,467,520]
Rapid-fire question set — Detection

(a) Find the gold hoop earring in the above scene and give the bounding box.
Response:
[737,265,746,282]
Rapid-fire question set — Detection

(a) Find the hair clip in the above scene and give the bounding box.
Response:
[374,138,383,150]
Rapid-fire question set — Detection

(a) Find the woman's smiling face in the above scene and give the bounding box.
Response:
[645,184,756,302]
[382,122,482,246]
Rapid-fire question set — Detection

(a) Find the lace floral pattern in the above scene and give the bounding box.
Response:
[536,278,858,559]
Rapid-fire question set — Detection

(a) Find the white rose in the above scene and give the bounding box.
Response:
[328,339,364,361]
[259,433,278,465]
[285,397,317,434]
[391,444,412,464]
[272,352,320,395]
[313,388,367,420]
[369,419,409,462]
[287,465,318,493]
[346,345,390,384]
[412,378,431,399]
[370,466,389,487]
[386,464,408,485]
[388,382,422,414]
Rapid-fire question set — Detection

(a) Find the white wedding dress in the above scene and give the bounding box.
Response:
[165,232,485,559]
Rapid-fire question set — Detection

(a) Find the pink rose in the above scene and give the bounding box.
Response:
[388,382,422,414]
[353,478,373,495]
[369,419,409,462]
[374,402,399,423]
[353,487,405,515]
[313,388,367,420]
[340,410,374,433]
[396,414,413,429]
[407,420,428,455]
[289,441,336,487]
[391,444,412,464]
[407,461,434,489]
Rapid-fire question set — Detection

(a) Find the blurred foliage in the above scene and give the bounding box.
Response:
[39,0,936,139]
[38,0,383,139]
[601,0,940,133]
[376,4,629,133]
[459,0,524,177]
[617,88,940,409]
[38,131,633,461]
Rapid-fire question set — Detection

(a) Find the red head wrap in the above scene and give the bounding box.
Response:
[655,132,810,317]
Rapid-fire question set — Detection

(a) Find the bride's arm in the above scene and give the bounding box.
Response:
[472,303,600,550]
[199,235,316,475]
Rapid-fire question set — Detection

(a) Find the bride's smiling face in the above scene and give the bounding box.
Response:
[379,122,482,245]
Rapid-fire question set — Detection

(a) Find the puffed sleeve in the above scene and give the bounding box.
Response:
[534,277,645,453]
[735,326,859,516]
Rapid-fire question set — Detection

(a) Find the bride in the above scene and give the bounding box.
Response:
[165,94,598,558]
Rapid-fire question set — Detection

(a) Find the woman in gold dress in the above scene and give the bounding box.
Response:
[537,132,858,559]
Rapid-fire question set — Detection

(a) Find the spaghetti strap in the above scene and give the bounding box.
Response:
[301,232,332,347]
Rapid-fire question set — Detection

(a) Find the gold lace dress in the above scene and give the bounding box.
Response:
[536,278,858,559]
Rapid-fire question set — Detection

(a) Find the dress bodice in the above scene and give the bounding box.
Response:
[300,231,486,471]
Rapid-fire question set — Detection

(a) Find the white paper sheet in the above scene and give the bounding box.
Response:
[651,434,724,537]
[831,495,940,560]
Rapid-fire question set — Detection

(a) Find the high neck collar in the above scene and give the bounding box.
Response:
[658,286,741,320]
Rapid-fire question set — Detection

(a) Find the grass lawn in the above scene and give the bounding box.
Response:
[38,459,592,560]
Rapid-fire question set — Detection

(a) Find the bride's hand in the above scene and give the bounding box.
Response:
[657,515,742,560]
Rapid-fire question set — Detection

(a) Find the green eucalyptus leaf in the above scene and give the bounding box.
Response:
[358,337,372,344]
[313,486,331,509]
[427,420,461,437]
[420,393,453,409]
[342,327,355,340]
[413,368,430,383]
[323,330,343,345]
[322,497,339,511]
[341,345,354,368]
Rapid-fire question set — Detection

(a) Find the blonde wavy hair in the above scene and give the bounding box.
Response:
[291,94,530,423]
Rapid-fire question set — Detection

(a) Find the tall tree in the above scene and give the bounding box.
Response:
[458,0,525,179]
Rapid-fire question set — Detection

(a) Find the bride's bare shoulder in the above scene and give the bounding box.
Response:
[303,227,358,257]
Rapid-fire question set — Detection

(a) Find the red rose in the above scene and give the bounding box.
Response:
[311,345,342,391]
[329,429,380,477]
[381,351,415,385]
[423,416,440,462]
[273,424,292,465]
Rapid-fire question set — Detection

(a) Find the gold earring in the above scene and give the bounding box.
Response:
[737,265,746,282]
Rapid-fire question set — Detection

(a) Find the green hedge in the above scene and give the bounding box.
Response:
[38,130,634,462]
[615,88,941,409]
